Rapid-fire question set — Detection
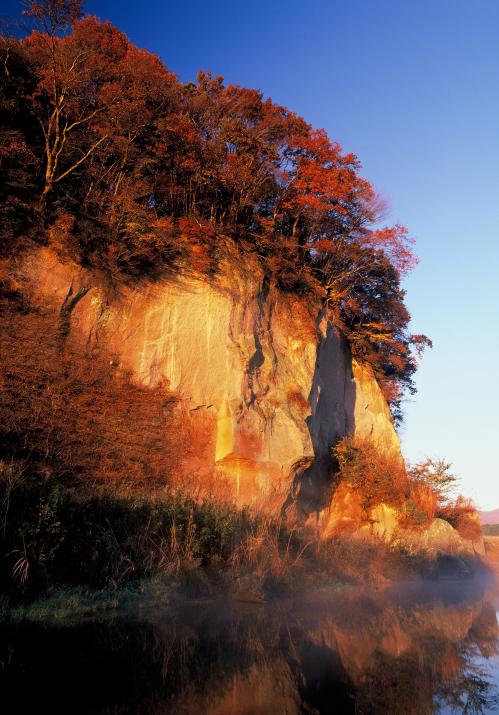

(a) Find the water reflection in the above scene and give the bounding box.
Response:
[2,579,499,714]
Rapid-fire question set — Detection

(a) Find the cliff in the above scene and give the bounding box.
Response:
[18,249,395,495]
[12,247,482,554]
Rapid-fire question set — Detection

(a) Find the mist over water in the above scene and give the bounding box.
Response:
[2,576,499,714]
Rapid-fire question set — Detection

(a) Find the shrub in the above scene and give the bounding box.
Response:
[333,437,407,511]
[408,458,459,505]
[407,458,481,540]
[0,458,309,598]
[399,481,437,530]
[437,496,482,541]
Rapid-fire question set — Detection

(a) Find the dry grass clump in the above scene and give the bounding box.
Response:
[313,536,391,584]
[229,516,309,585]
[437,497,482,541]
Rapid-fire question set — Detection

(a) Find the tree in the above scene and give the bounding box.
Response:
[0,35,40,248]
[409,458,459,503]
[23,0,83,33]
[21,7,122,205]
[1,6,430,421]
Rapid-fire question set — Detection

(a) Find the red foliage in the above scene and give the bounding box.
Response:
[0,2,429,416]
[333,437,408,511]
[437,497,482,541]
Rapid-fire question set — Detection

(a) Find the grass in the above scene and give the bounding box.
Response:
[0,577,187,624]
[1,480,248,589]
[0,459,487,621]
[0,471,311,606]
[0,426,486,622]
[0,587,121,623]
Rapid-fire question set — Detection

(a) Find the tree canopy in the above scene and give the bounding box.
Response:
[0,0,431,422]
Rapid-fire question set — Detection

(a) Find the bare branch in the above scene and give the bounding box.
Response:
[1,46,10,78]
[54,134,107,183]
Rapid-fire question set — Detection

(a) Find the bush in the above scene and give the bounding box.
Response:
[399,482,437,530]
[437,497,482,541]
[407,459,481,540]
[333,437,407,511]
[408,458,459,504]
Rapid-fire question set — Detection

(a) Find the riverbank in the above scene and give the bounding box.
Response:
[0,469,487,621]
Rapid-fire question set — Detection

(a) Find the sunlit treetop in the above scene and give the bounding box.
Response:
[0,0,431,421]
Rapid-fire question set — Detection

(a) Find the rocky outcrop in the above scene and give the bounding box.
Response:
[341,503,485,557]
[16,248,482,556]
[394,517,485,557]
[19,248,400,514]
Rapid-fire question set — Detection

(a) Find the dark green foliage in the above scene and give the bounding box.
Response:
[0,478,259,596]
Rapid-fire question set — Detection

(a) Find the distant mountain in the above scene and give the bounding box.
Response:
[479,508,499,525]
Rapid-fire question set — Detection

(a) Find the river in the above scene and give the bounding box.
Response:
[2,576,499,714]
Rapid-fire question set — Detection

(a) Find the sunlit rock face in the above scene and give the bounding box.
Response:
[22,248,401,516]
[13,247,481,562]
[18,248,484,552]
[352,361,401,455]
[317,498,484,556]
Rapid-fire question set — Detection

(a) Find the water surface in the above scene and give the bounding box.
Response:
[2,578,499,714]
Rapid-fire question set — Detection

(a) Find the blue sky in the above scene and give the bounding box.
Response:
[3,0,499,507]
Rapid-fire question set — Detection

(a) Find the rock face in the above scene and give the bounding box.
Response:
[17,248,482,555]
[358,504,485,557]
[21,248,399,514]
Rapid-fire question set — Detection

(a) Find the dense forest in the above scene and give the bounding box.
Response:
[0,0,430,421]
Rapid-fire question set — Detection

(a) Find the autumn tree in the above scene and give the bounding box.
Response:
[409,458,459,503]
[0,3,430,420]
[0,34,40,249]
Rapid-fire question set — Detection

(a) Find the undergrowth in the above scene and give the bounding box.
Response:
[0,463,481,618]
[0,470,273,598]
